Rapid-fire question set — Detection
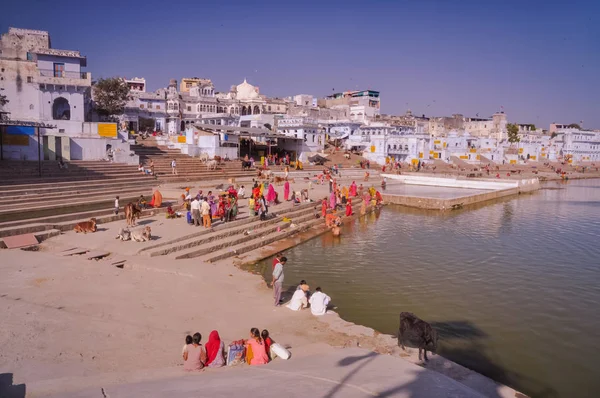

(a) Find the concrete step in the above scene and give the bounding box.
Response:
[0,180,155,198]
[0,186,153,209]
[0,206,170,240]
[203,214,325,263]
[139,202,317,257]
[0,191,151,223]
[0,175,155,190]
[175,210,318,260]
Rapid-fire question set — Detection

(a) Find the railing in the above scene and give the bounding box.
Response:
[39,69,88,79]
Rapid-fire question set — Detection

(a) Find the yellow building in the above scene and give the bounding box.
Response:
[180,77,213,93]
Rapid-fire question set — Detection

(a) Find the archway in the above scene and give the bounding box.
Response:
[253,105,260,115]
[52,97,70,120]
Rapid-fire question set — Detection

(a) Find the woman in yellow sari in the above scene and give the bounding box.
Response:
[341,186,349,200]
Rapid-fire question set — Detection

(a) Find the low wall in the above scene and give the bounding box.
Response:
[381,187,521,210]
[382,174,520,190]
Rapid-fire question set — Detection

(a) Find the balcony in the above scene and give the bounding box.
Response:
[38,69,91,86]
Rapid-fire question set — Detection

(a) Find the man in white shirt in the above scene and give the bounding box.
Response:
[271,257,286,306]
[286,282,309,311]
[190,197,201,226]
[201,198,211,228]
[309,287,331,316]
[171,159,177,175]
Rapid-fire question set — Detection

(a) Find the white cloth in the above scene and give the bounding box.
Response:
[201,200,210,216]
[286,289,308,311]
[190,199,200,211]
[171,160,176,168]
[114,199,119,208]
[309,291,331,316]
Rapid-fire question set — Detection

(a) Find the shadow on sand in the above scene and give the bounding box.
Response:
[0,373,25,398]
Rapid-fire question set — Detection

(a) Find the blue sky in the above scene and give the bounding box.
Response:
[2,0,599,129]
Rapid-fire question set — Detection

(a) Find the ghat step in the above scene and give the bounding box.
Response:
[171,208,318,260]
[139,202,317,257]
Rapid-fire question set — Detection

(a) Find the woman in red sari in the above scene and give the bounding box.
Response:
[205,330,225,368]
[345,198,353,217]
[284,181,290,201]
[321,198,327,218]
[349,181,357,197]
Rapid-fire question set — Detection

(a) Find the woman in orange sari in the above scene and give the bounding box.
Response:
[321,198,327,218]
[148,189,163,208]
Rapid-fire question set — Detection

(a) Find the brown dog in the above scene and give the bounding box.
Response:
[74,218,97,234]
[124,203,142,226]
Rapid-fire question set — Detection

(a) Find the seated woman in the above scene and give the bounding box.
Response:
[286,283,309,311]
[205,330,225,368]
[148,189,163,208]
[261,330,274,361]
[183,332,207,371]
[166,206,178,219]
[245,328,269,365]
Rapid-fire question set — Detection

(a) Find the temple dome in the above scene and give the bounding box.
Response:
[236,79,259,100]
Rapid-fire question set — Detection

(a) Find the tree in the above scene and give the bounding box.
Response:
[93,77,129,120]
[568,123,581,129]
[263,123,272,130]
[507,123,520,144]
[550,132,558,139]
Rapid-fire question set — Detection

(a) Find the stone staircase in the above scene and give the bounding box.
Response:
[137,202,328,263]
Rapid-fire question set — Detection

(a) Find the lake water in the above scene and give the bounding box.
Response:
[254,179,600,398]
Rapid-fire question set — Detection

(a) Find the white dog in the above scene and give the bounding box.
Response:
[130,226,152,242]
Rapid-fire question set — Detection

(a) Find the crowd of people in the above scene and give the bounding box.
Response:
[183,328,282,371]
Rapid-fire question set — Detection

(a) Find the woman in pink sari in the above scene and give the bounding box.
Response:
[266,184,277,205]
[284,181,290,201]
[349,181,357,197]
[329,191,336,210]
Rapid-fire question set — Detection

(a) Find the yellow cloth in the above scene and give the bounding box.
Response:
[342,186,349,199]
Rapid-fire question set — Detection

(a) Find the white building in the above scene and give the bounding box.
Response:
[555,128,600,163]
[0,27,135,163]
[276,116,325,160]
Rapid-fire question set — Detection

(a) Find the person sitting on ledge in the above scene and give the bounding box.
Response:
[287,281,310,311]
[309,287,331,316]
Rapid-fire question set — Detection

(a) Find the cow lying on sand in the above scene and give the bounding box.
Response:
[124,203,142,226]
[398,312,438,361]
[74,218,97,233]
[116,226,152,242]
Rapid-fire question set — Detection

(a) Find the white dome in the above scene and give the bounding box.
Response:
[236,79,259,100]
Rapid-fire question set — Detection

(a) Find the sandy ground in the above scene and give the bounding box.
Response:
[0,172,531,397]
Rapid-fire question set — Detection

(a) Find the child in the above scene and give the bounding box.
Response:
[238,185,246,199]
[114,196,120,215]
[182,335,193,360]
[261,329,274,361]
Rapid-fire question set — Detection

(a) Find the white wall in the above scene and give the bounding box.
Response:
[37,54,81,73]
[39,87,85,121]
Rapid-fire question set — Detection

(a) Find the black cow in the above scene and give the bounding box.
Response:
[398,312,438,361]
[241,161,252,170]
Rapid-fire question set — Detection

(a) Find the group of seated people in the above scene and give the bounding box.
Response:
[286,280,332,316]
[182,328,278,371]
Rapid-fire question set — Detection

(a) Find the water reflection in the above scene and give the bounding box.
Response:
[255,179,600,398]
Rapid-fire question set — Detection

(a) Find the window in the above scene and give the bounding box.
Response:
[27,76,32,83]
[155,105,160,109]
[140,104,144,109]
[312,135,315,143]
[53,63,65,77]
[187,106,191,111]
[26,52,33,61]
[186,82,192,88]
